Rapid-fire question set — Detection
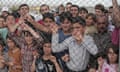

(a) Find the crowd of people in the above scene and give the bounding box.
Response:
[0,0,119,72]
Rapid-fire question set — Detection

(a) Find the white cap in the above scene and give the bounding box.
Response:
[1,7,9,12]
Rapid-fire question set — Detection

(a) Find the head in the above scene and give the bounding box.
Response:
[5,14,16,26]
[95,4,105,16]
[66,2,72,12]
[40,4,50,15]
[70,5,79,17]
[96,16,108,33]
[58,4,65,14]
[43,13,55,27]
[23,31,33,45]
[88,67,97,72]
[18,4,29,17]
[60,12,72,32]
[1,7,9,18]
[79,7,88,19]
[6,37,17,50]
[72,16,86,35]
[106,44,119,64]
[108,6,113,15]
[43,41,52,56]
[85,13,96,26]
[0,16,5,28]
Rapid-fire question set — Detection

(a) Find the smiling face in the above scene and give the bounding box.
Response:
[43,43,51,55]
[61,18,71,32]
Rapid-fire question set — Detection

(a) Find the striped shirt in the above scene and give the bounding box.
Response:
[52,33,98,71]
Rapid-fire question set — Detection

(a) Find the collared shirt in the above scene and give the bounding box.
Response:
[52,33,98,71]
[8,33,44,72]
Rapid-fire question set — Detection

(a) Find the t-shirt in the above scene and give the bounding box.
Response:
[35,58,56,72]
[0,28,8,42]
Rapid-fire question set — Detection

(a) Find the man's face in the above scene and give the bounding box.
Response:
[43,43,51,55]
[70,7,79,17]
[19,6,29,16]
[2,11,9,17]
[97,18,107,33]
[66,4,72,12]
[95,9,104,16]
[6,15,15,25]
[79,10,88,19]
[0,18,5,27]
[40,6,49,14]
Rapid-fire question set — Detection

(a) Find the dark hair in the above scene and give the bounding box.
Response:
[18,4,29,10]
[72,16,86,27]
[5,13,15,21]
[22,31,33,37]
[43,40,51,45]
[0,15,5,19]
[0,39,5,47]
[43,13,55,21]
[40,4,49,12]
[86,13,96,22]
[109,6,113,9]
[106,44,119,64]
[95,4,105,12]
[66,2,72,5]
[71,5,79,10]
[79,7,88,13]
[59,12,72,23]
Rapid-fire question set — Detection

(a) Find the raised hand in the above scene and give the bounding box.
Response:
[49,56,57,63]
[72,31,83,42]
[50,23,59,34]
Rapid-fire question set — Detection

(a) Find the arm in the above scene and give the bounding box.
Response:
[52,33,68,52]
[31,58,36,72]
[83,36,98,55]
[26,14,50,33]
[112,0,120,27]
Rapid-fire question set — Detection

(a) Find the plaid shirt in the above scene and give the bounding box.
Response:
[52,33,98,71]
[9,33,43,72]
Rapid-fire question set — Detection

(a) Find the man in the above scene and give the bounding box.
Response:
[51,17,98,72]
[1,7,10,18]
[92,16,112,52]
[65,2,72,12]
[70,5,79,18]
[95,4,105,16]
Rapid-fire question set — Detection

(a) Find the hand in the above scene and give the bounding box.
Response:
[97,57,104,67]
[25,14,34,23]
[72,31,83,42]
[49,56,57,63]
[8,62,14,66]
[50,23,59,34]
[33,50,39,59]
[62,54,69,62]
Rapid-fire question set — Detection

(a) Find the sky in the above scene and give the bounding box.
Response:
[0,0,120,7]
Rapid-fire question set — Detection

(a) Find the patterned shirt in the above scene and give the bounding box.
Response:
[52,33,98,71]
[9,33,44,72]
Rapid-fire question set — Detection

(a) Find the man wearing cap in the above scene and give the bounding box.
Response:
[1,7,9,18]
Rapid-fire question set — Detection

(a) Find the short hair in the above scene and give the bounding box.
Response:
[43,13,54,22]
[40,4,49,12]
[66,2,72,5]
[109,6,113,9]
[5,13,15,21]
[71,5,79,10]
[79,7,88,13]
[86,13,96,22]
[59,12,72,23]
[72,16,86,27]
[18,4,29,10]
[95,4,105,12]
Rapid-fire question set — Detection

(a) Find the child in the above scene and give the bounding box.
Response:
[31,41,63,72]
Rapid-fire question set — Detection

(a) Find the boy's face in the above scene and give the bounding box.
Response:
[66,4,72,12]
[72,23,85,36]
[61,19,71,32]
[43,43,51,55]
[6,15,15,25]
[70,7,79,17]
[7,38,15,49]
[85,16,94,26]
[0,18,5,27]
[44,18,54,28]
[79,10,88,19]
[19,6,29,16]
[25,35,33,45]
[95,9,104,16]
